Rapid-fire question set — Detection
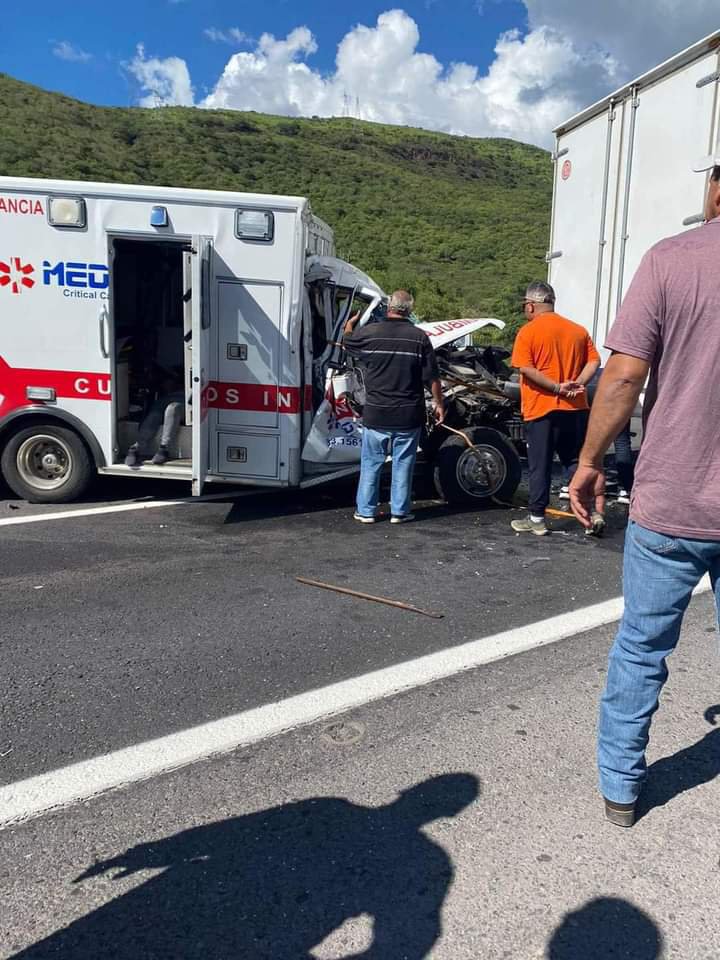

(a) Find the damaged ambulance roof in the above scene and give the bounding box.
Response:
[416,317,505,349]
[305,256,383,296]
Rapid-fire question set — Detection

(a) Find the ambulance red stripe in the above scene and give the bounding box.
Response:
[0,356,308,416]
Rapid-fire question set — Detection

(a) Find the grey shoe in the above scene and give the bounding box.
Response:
[585,511,606,538]
[124,444,142,468]
[390,513,415,524]
[511,516,549,536]
[151,445,170,466]
[604,797,636,828]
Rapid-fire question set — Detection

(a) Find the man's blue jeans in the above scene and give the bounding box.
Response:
[599,521,720,803]
[356,426,421,518]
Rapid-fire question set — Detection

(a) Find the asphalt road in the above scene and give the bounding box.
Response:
[3,593,719,959]
[0,473,630,786]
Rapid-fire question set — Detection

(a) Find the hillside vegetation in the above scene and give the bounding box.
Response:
[0,73,552,339]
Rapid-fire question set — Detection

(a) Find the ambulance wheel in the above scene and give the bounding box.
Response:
[1,423,94,504]
[433,426,521,506]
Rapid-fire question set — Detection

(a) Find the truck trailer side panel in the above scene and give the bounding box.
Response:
[546,107,614,341]
[548,33,720,356]
[619,51,720,314]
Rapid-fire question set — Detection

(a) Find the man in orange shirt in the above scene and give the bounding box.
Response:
[510,281,601,536]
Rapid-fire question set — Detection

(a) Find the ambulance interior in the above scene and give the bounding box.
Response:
[111,238,192,467]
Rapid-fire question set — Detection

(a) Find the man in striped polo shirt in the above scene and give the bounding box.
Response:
[344,290,445,523]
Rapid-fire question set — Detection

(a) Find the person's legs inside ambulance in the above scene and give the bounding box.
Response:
[125,373,185,467]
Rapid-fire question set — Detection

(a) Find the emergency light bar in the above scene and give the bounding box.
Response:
[48,196,87,229]
[150,205,169,228]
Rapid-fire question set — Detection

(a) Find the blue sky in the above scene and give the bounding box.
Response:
[1,1,717,146]
[1,0,527,106]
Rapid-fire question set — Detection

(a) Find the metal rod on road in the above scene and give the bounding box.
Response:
[545,507,579,521]
[295,576,444,619]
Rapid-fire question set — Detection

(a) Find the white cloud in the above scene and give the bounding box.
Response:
[135,5,720,146]
[52,41,93,63]
[525,0,719,78]
[201,9,614,145]
[127,43,194,107]
[477,26,617,140]
[204,26,325,116]
[204,27,253,45]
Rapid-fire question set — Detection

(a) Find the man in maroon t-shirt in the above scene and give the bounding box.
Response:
[570,159,720,828]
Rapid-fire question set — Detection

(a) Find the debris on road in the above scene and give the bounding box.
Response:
[545,507,578,521]
[296,576,444,619]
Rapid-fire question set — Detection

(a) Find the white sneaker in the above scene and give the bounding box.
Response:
[390,513,415,524]
[558,486,570,501]
[353,512,377,524]
[511,516,549,536]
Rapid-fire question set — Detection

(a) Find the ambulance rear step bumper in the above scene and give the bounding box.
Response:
[98,463,359,487]
[99,462,192,481]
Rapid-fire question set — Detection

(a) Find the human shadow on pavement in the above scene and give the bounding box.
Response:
[10,773,479,960]
[547,897,662,959]
[639,705,720,820]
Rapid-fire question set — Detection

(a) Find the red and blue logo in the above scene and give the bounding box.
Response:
[0,257,35,295]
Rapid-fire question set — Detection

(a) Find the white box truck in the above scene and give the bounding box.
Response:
[547,30,720,354]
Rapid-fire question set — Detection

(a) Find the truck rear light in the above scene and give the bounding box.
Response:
[48,196,87,229]
[26,387,56,402]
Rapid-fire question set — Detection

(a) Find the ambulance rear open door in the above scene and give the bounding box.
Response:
[190,236,212,496]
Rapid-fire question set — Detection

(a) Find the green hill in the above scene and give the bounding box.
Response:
[0,73,551,339]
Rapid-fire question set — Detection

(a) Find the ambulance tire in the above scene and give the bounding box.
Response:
[1,423,94,504]
[433,426,521,506]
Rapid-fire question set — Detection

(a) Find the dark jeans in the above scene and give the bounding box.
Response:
[526,410,588,516]
[613,421,634,492]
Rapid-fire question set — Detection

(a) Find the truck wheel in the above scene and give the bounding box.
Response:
[1,423,94,504]
[433,426,521,506]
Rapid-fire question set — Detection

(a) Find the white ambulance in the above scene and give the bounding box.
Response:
[0,175,519,506]
[0,175,393,502]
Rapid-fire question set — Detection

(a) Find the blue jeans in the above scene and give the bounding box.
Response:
[356,427,421,518]
[598,521,720,803]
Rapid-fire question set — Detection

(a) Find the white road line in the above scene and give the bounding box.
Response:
[1,578,712,828]
[0,488,263,527]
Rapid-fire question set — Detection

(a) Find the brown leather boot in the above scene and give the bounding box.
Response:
[604,797,636,827]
